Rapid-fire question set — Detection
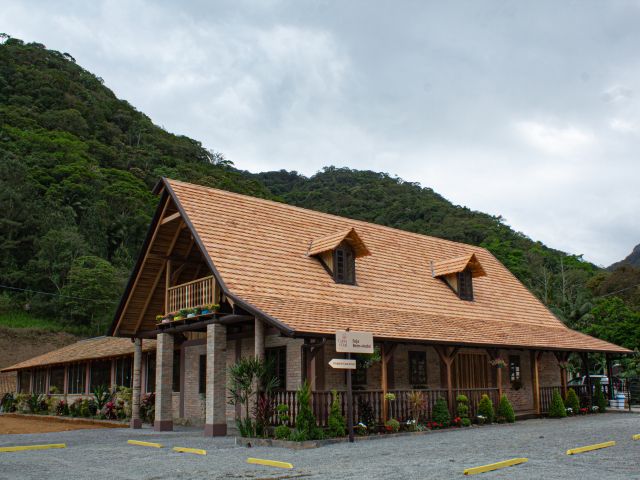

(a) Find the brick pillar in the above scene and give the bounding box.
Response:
[130,338,142,429]
[154,333,174,431]
[254,318,265,360]
[204,323,227,436]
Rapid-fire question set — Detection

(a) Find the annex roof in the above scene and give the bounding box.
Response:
[1,337,156,372]
[113,178,630,354]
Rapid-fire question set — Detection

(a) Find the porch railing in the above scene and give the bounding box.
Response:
[269,388,498,427]
[540,386,562,414]
[166,276,215,314]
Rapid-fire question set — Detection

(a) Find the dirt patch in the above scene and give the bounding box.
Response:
[0,415,124,434]
[0,327,79,370]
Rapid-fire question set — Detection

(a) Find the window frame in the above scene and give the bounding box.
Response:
[114,356,133,388]
[49,366,65,393]
[509,355,521,383]
[67,363,86,394]
[333,242,356,285]
[408,351,428,386]
[457,268,474,301]
[146,353,156,393]
[265,346,287,391]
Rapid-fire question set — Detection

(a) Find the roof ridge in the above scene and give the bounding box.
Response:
[165,178,490,253]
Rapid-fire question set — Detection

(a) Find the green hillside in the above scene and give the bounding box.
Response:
[0,36,638,366]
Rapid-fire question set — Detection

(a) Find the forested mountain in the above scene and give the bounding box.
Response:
[609,244,640,270]
[0,36,638,370]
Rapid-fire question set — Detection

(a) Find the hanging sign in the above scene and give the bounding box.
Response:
[335,330,374,354]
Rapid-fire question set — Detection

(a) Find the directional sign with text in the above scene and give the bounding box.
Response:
[335,330,374,354]
[328,358,357,370]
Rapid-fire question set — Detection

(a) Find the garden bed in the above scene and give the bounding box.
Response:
[0,413,126,434]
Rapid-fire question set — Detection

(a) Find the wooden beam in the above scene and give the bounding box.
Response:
[160,212,181,225]
[531,351,540,415]
[114,195,171,334]
[133,262,166,334]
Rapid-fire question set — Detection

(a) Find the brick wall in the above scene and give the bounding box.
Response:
[182,342,206,424]
[502,350,533,412]
[538,352,561,387]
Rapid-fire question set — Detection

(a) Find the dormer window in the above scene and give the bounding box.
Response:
[432,253,486,301]
[308,227,370,285]
[334,241,355,284]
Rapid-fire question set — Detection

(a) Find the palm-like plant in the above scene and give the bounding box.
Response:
[227,357,279,437]
[92,384,111,411]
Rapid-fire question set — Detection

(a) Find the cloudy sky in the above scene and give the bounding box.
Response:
[3,0,640,266]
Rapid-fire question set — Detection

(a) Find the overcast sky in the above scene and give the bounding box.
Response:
[3,0,640,266]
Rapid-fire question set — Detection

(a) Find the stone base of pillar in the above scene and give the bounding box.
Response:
[203,423,227,436]
[130,418,142,429]
[154,420,173,432]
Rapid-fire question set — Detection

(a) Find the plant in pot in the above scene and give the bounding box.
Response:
[155,315,164,324]
[174,309,189,321]
[186,308,197,319]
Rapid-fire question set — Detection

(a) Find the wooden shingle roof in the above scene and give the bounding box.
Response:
[1,337,156,372]
[308,228,371,257]
[432,253,487,278]
[118,178,628,353]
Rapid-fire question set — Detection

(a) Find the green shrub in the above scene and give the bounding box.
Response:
[432,397,451,427]
[564,388,580,414]
[548,390,567,418]
[594,379,607,413]
[274,424,291,440]
[478,394,494,424]
[291,381,321,441]
[496,394,515,423]
[327,390,346,437]
[456,394,470,426]
[385,418,400,433]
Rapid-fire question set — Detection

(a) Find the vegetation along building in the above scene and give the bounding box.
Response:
[4,178,630,434]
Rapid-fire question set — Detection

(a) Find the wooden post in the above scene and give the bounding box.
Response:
[580,353,592,405]
[435,346,459,414]
[531,351,541,415]
[487,349,503,400]
[131,338,143,429]
[346,352,354,443]
[165,260,171,315]
[381,344,387,422]
[605,354,614,400]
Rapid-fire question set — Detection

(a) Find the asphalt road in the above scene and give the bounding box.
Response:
[0,413,638,479]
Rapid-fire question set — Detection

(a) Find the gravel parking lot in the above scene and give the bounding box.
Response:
[1,413,638,479]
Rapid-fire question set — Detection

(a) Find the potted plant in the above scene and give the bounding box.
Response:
[161,314,173,324]
[155,315,164,324]
[489,358,507,368]
[174,309,189,321]
[186,308,197,319]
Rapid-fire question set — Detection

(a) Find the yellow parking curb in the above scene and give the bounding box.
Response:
[247,457,294,469]
[172,447,207,455]
[633,434,640,441]
[127,440,163,448]
[0,444,66,453]
[566,441,615,455]
[463,457,527,475]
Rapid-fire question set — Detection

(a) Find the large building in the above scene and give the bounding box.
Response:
[4,178,629,434]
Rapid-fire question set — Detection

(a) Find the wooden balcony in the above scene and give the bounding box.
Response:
[166,275,216,314]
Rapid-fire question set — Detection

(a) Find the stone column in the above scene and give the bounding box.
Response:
[204,323,227,436]
[154,333,174,431]
[130,338,142,429]
[254,317,265,360]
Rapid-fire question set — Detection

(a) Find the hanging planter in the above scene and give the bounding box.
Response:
[489,358,507,369]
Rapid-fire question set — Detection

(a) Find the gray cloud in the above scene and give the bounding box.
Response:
[3,0,640,265]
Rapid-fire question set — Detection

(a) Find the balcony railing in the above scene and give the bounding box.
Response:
[166,275,216,314]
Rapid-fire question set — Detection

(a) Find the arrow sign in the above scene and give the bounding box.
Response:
[328,358,357,370]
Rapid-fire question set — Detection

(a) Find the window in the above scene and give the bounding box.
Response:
[146,353,156,393]
[90,360,111,390]
[50,366,65,393]
[333,242,356,285]
[114,357,132,388]
[409,351,427,386]
[18,370,31,393]
[68,364,86,394]
[172,350,180,392]
[199,355,206,394]
[266,347,287,390]
[457,268,473,300]
[33,369,47,394]
[509,355,521,383]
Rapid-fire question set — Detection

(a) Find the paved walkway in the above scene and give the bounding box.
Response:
[1,413,639,479]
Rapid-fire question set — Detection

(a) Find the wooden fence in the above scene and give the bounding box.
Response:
[269,388,498,427]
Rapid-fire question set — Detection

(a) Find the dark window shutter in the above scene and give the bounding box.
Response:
[333,242,356,285]
[457,268,473,300]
